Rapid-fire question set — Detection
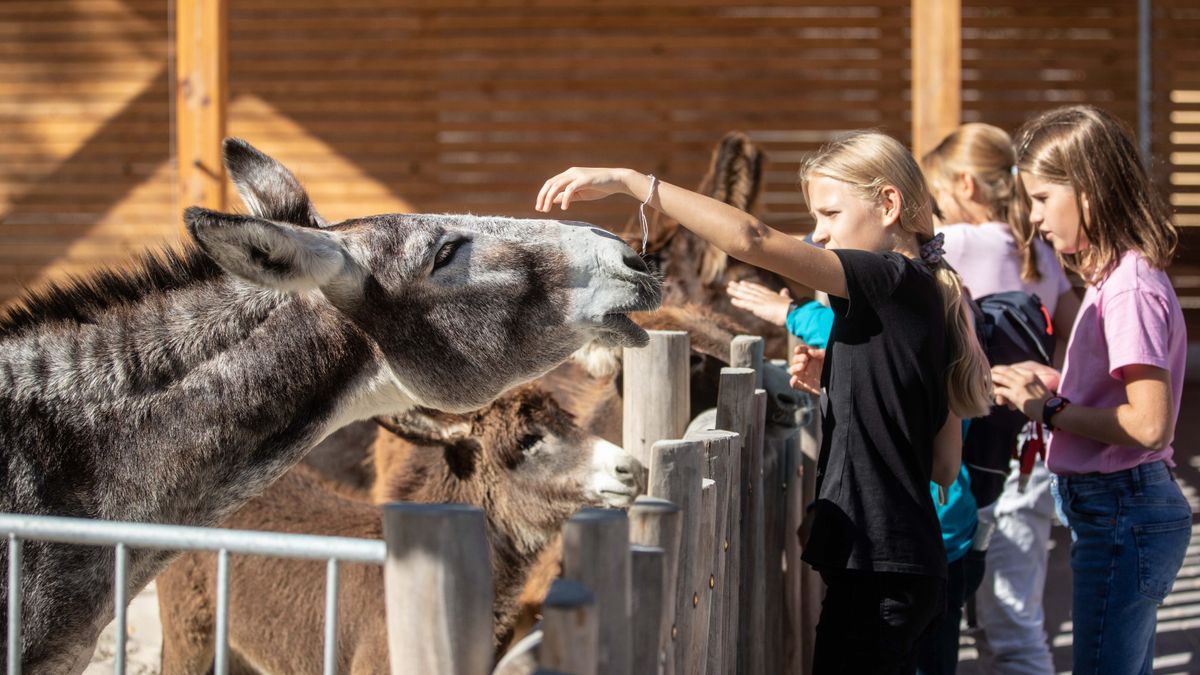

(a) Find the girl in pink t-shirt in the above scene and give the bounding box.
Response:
[991,105,1189,674]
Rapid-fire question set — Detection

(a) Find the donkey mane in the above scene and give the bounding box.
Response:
[693,131,764,285]
[0,246,220,338]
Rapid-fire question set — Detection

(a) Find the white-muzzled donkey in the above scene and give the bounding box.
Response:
[0,138,660,674]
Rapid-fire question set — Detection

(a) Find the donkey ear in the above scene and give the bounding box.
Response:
[184,207,348,292]
[375,410,474,444]
[222,138,328,228]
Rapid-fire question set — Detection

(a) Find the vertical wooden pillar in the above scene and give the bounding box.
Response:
[911,0,961,160]
[176,0,229,215]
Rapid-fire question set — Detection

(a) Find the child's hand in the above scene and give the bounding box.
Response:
[726,280,793,327]
[789,345,825,395]
[991,365,1053,422]
[1008,360,1062,392]
[536,168,634,212]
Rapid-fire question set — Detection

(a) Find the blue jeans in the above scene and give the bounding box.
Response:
[1051,461,1191,675]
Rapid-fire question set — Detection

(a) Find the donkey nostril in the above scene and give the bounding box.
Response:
[622,250,650,274]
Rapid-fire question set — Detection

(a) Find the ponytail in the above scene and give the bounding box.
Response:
[921,123,1042,283]
[931,256,993,419]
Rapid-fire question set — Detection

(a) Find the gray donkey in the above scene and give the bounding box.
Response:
[0,138,661,674]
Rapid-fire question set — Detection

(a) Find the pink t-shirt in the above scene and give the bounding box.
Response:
[1048,251,1187,475]
[940,222,1071,315]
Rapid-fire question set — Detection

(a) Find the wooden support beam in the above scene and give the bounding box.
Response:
[911,0,961,160]
[175,0,228,216]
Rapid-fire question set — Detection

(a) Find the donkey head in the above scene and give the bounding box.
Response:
[377,384,644,537]
[184,139,661,412]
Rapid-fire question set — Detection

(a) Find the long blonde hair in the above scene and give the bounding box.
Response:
[922,124,1042,282]
[1015,105,1177,282]
[801,131,993,419]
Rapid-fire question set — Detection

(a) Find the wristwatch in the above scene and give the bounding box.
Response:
[1042,395,1070,431]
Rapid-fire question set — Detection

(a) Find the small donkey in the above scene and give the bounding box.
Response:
[157,384,642,674]
[0,139,660,674]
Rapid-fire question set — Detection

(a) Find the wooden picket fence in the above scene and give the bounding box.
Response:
[381,329,823,675]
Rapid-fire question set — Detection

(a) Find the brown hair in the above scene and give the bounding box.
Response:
[1015,105,1177,282]
[922,124,1042,281]
[801,131,992,418]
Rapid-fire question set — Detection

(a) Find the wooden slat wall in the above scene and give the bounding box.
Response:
[961,0,1140,134]
[225,0,912,236]
[1152,0,1200,318]
[0,0,178,303]
[4,0,1200,313]
[1153,0,1200,229]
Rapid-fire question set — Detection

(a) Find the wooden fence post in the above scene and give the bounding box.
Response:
[381,504,492,675]
[715,367,754,671]
[736,390,768,675]
[540,578,598,675]
[684,429,738,675]
[630,545,667,675]
[562,508,632,675]
[798,395,823,675]
[623,330,691,468]
[629,496,683,675]
[686,478,717,675]
[730,335,765,389]
[647,439,705,675]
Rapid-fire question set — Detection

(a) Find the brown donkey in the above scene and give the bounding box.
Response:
[0,139,659,673]
[156,384,642,674]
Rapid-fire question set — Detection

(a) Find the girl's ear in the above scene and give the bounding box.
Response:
[957,173,977,201]
[879,185,903,227]
[1080,192,1092,225]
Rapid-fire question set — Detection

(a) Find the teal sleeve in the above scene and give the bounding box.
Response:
[784,300,834,349]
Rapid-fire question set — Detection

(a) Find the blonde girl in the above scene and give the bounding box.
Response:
[922,123,1079,675]
[537,131,992,673]
[990,105,1188,675]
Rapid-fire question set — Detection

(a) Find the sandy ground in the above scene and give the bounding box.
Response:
[85,581,161,675]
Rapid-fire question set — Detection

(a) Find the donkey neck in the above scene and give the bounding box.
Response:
[0,274,414,526]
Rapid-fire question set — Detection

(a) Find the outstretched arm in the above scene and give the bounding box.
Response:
[536,168,848,298]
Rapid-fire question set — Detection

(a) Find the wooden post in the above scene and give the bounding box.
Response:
[623,330,691,468]
[763,425,801,672]
[684,429,738,675]
[782,432,805,675]
[629,496,683,675]
[175,0,228,215]
[730,335,765,390]
[540,578,598,675]
[911,0,962,160]
[562,508,632,675]
[736,390,768,675]
[647,439,706,675]
[797,400,823,675]
[630,545,668,675]
[381,504,492,675]
[715,367,754,672]
[686,479,717,675]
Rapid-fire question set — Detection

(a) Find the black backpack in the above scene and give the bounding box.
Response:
[964,291,1056,508]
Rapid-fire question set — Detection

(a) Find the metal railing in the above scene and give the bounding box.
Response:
[1,512,386,675]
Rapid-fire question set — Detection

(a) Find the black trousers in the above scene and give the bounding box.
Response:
[814,568,947,675]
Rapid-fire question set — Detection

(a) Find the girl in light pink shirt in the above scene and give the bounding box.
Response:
[991,105,1188,675]
[924,123,1078,675]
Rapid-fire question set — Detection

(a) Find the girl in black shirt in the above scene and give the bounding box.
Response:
[536,131,993,673]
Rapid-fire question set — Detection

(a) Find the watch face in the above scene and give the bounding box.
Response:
[1047,397,1064,408]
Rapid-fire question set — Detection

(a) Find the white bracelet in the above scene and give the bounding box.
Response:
[637,174,659,255]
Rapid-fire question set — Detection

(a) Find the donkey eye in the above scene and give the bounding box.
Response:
[433,240,461,270]
[518,433,545,456]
